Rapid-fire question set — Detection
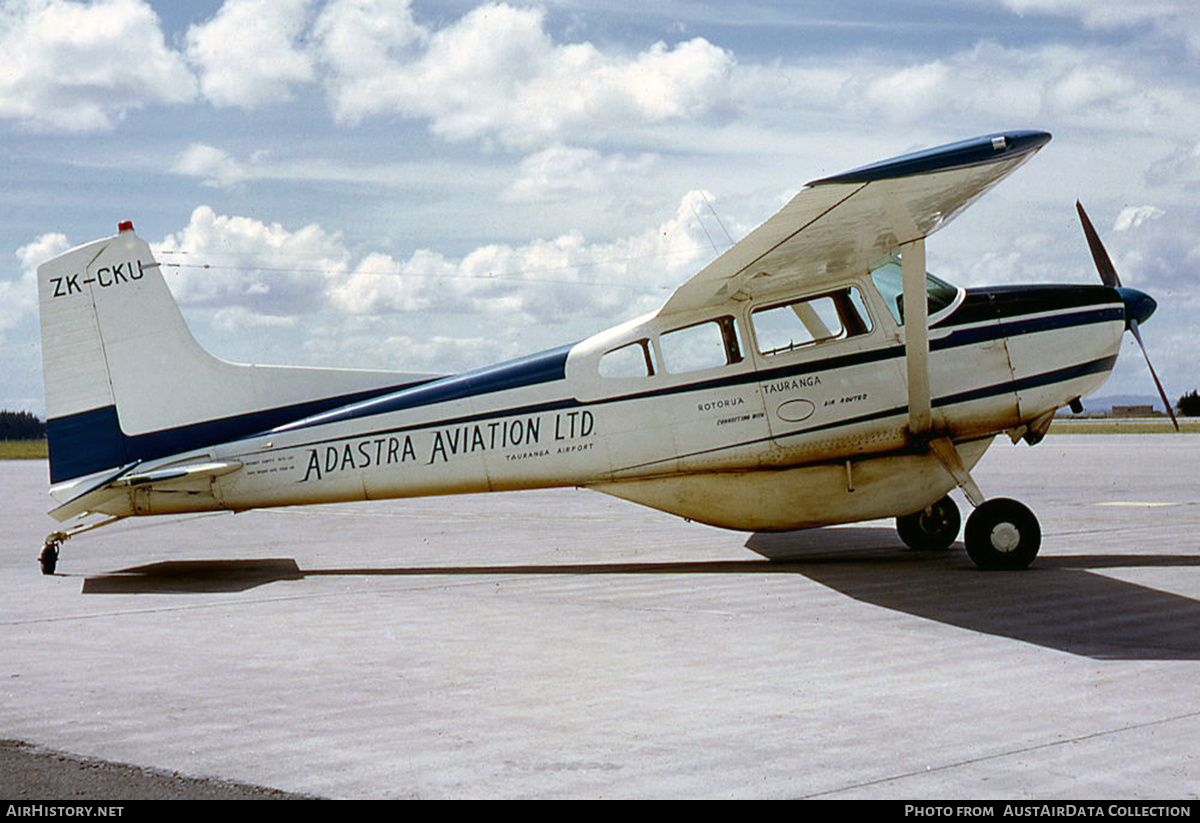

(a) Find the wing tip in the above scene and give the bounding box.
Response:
[807,130,1052,187]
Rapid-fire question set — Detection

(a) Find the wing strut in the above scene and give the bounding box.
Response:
[900,237,985,509]
[901,238,931,436]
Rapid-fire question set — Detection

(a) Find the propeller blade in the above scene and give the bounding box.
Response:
[1077,202,1178,430]
[1076,200,1121,288]
[1129,318,1179,431]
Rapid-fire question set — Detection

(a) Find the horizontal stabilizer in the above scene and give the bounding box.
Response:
[49,459,243,522]
[113,460,244,488]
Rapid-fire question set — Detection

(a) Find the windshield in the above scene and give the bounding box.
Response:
[869,261,960,325]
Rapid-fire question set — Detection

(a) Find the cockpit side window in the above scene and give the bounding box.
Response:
[869,261,959,325]
[751,286,872,357]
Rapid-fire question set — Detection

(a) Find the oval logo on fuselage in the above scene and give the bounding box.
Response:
[776,399,816,422]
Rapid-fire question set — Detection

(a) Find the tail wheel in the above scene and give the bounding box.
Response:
[39,543,59,576]
[964,498,1040,570]
[896,496,961,551]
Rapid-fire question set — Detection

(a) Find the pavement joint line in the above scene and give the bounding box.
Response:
[800,708,1200,799]
[0,576,496,626]
[1,563,774,627]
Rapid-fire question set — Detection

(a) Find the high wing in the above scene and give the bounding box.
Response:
[659,131,1052,317]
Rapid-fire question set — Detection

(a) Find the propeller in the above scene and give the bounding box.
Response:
[1076,201,1178,430]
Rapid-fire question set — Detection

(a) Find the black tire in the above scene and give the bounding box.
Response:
[896,496,961,551]
[39,545,58,576]
[963,498,1040,570]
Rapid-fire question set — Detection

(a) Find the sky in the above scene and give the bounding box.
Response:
[2,0,1199,415]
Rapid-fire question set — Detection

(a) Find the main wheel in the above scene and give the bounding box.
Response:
[896,496,961,551]
[963,498,1040,570]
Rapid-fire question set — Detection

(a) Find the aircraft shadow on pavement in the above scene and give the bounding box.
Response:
[81,559,304,595]
[79,528,1200,661]
[748,529,1200,661]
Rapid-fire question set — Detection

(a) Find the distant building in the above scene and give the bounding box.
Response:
[1111,405,1156,417]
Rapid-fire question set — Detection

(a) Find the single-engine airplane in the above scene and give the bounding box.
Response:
[35,130,1172,575]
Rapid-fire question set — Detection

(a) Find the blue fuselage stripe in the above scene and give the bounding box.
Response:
[46,381,435,484]
[260,299,1123,456]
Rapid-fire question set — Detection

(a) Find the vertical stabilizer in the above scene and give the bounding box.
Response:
[38,222,433,487]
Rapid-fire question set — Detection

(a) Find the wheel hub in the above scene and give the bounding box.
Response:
[989,523,1021,553]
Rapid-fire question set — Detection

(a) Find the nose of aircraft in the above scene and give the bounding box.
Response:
[1117,287,1156,328]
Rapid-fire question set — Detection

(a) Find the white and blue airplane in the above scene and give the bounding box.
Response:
[35,130,1172,575]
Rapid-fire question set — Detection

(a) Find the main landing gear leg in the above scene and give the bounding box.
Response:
[927,437,1041,571]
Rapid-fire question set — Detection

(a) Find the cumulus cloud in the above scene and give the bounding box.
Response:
[185,0,317,109]
[0,0,196,132]
[1102,205,1199,291]
[1002,0,1188,30]
[145,192,724,369]
[313,1,736,146]
[156,205,350,315]
[0,0,1194,151]
[325,189,720,326]
[790,38,1200,148]
[210,305,300,333]
[503,144,658,202]
[323,231,658,324]
[1003,0,1200,57]
[0,0,737,143]
[311,0,425,86]
[173,143,252,188]
[1114,205,1165,232]
[0,232,69,339]
[856,61,952,124]
[1146,142,1200,188]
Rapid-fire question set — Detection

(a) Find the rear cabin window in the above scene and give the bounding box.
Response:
[751,287,872,356]
[599,340,655,378]
[658,316,743,374]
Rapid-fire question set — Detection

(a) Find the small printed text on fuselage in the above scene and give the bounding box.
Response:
[761,375,822,394]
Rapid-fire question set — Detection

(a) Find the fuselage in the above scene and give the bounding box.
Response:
[107,271,1130,531]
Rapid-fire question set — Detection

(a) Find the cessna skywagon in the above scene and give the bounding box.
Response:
[35,130,1171,575]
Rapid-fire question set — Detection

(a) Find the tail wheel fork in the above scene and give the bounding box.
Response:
[39,534,64,575]
[38,516,126,576]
